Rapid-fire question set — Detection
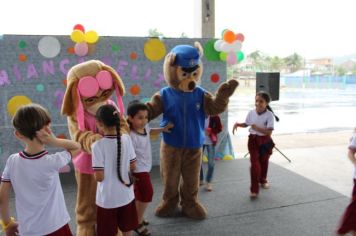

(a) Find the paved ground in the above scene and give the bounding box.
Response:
[7,131,354,235]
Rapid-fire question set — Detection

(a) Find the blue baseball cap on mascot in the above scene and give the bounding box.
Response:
[171,45,200,68]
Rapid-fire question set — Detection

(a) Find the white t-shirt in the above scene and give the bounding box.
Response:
[349,132,356,179]
[92,134,136,208]
[130,124,152,173]
[1,150,71,236]
[245,109,274,136]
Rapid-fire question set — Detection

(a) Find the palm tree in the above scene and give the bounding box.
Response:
[269,56,284,72]
[284,53,303,72]
[248,50,264,71]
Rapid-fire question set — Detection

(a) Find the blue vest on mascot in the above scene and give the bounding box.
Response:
[160,86,206,148]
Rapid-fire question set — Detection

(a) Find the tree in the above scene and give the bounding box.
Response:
[268,56,284,72]
[283,53,303,72]
[148,28,164,37]
[248,50,264,71]
[335,66,346,76]
[180,32,188,38]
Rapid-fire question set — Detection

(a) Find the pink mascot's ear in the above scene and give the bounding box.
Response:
[115,83,125,115]
[76,88,85,131]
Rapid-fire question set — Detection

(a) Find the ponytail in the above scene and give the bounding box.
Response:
[267,105,279,122]
[115,113,133,187]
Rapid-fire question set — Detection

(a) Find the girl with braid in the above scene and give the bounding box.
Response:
[91,104,138,236]
[232,91,279,198]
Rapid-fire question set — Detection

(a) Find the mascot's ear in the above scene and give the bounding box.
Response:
[61,80,78,116]
[194,41,204,57]
[101,64,125,96]
[166,53,176,66]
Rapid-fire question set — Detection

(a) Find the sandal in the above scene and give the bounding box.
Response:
[142,219,149,226]
[134,223,151,236]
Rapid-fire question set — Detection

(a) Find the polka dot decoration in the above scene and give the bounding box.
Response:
[112,44,120,52]
[7,95,32,117]
[130,52,138,60]
[38,36,61,58]
[211,73,220,83]
[130,84,141,96]
[144,38,166,61]
[36,84,45,92]
[18,40,27,49]
[18,54,27,62]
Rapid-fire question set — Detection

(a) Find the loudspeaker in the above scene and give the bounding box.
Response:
[256,72,280,101]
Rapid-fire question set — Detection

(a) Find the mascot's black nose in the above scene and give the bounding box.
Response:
[188,81,196,90]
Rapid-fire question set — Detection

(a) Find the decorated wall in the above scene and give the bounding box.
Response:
[0,34,235,170]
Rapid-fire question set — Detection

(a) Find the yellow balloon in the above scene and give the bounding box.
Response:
[7,96,32,117]
[202,155,208,163]
[144,38,166,61]
[85,30,99,44]
[70,30,85,43]
[223,155,234,161]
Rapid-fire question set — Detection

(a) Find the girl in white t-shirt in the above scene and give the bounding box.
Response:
[92,104,138,236]
[127,100,173,236]
[232,91,279,198]
[336,129,356,235]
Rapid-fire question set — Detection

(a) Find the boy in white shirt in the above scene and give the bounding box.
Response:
[0,104,80,236]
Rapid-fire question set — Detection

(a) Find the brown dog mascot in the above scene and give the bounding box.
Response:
[147,43,238,219]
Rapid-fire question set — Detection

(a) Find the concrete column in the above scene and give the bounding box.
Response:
[194,0,215,38]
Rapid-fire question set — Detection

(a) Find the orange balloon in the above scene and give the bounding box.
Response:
[223,30,235,43]
[130,85,141,96]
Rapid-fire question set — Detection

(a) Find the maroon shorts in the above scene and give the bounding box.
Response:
[45,224,72,236]
[133,172,153,202]
[96,200,138,235]
[337,179,356,234]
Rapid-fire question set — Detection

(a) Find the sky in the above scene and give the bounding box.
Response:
[1,0,355,59]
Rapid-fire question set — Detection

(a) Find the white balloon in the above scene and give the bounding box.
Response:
[38,36,61,58]
[214,39,224,51]
[220,40,242,53]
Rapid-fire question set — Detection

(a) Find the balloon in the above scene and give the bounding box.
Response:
[73,24,85,32]
[227,51,237,65]
[219,40,242,53]
[236,33,245,42]
[85,30,99,44]
[223,30,235,44]
[221,29,228,38]
[71,30,85,43]
[74,42,88,56]
[204,40,220,61]
[219,52,227,61]
[237,51,245,62]
[214,39,223,51]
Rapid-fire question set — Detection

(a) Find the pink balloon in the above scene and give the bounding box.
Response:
[235,33,245,42]
[74,42,88,57]
[227,51,237,65]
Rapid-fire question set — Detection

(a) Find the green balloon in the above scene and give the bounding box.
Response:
[204,40,220,61]
[237,51,245,62]
[219,52,227,61]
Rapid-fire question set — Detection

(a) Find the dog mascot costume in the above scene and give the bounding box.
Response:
[147,43,239,219]
[61,60,126,235]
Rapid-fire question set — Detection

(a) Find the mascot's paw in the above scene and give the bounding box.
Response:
[155,202,178,217]
[181,202,207,220]
[218,79,239,97]
[76,225,96,236]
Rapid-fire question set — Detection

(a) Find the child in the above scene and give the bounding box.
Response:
[336,129,356,235]
[200,115,222,192]
[91,104,138,236]
[127,100,173,236]
[0,104,80,236]
[232,91,279,198]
